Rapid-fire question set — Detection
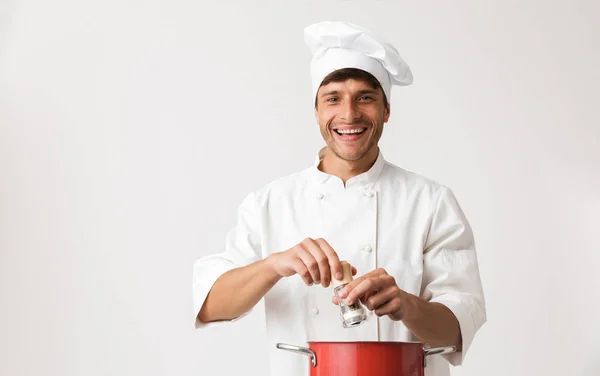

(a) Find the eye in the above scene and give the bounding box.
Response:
[359,96,374,101]
[326,97,338,103]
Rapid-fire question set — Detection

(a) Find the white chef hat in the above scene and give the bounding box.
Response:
[304,21,413,103]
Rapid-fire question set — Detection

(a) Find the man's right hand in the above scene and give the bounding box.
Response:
[266,238,354,288]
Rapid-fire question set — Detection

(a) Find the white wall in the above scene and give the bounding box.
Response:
[1,1,599,375]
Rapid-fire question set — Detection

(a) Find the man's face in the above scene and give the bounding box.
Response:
[314,78,390,162]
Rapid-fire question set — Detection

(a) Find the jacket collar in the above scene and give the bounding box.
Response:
[310,146,386,189]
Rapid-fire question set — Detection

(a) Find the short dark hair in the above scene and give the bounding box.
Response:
[314,68,389,108]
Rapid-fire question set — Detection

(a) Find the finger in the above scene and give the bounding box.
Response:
[352,266,357,276]
[344,278,383,305]
[337,274,368,299]
[373,298,402,318]
[360,290,377,306]
[289,258,313,286]
[373,301,396,317]
[297,246,321,285]
[337,279,360,299]
[339,268,386,298]
[314,238,342,283]
[364,287,396,311]
[305,239,331,286]
[331,295,339,305]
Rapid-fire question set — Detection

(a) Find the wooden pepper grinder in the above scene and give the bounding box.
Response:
[332,261,368,328]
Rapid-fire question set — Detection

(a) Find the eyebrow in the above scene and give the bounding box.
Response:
[321,90,340,97]
[356,89,380,96]
[321,89,380,97]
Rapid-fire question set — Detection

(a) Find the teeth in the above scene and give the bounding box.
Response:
[337,128,365,134]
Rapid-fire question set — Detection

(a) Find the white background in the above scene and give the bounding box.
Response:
[1,1,599,375]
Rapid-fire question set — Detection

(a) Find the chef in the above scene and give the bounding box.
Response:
[193,21,486,376]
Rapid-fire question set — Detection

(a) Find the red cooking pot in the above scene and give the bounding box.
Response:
[276,341,456,376]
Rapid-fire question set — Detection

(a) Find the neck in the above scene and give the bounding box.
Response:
[319,147,379,184]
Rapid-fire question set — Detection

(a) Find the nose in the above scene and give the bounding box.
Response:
[340,100,360,122]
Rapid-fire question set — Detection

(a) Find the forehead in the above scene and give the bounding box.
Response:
[317,78,381,96]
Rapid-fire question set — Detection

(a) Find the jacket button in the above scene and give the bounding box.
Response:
[363,190,374,198]
[363,245,372,253]
[311,306,319,315]
[316,193,324,200]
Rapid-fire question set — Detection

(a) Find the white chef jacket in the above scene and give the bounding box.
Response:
[193,148,486,376]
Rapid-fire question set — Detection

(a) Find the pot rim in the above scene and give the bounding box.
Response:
[305,340,426,345]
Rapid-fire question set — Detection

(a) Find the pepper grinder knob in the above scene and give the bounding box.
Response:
[332,261,353,288]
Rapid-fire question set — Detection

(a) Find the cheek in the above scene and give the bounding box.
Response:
[368,111,385,129]
[317,113,335,131]
[319,106,338,119]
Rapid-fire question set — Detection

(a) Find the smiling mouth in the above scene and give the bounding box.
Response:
[334,127,368,136]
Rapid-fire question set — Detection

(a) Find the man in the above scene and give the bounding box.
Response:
[193,21,486,376]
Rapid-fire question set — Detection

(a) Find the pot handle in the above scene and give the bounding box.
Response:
[424,345,457,357]
[276,343,317,367]
[423,345,456,368]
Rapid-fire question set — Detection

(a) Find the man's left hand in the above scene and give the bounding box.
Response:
[332,268,416,321]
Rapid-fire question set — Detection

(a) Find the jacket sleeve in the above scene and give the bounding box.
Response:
[421,186,487,366]
[192,191,263,329]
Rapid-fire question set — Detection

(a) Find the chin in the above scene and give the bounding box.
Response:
[333,148,369,162]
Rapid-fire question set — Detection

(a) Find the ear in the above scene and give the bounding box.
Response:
[383,103,391,123]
